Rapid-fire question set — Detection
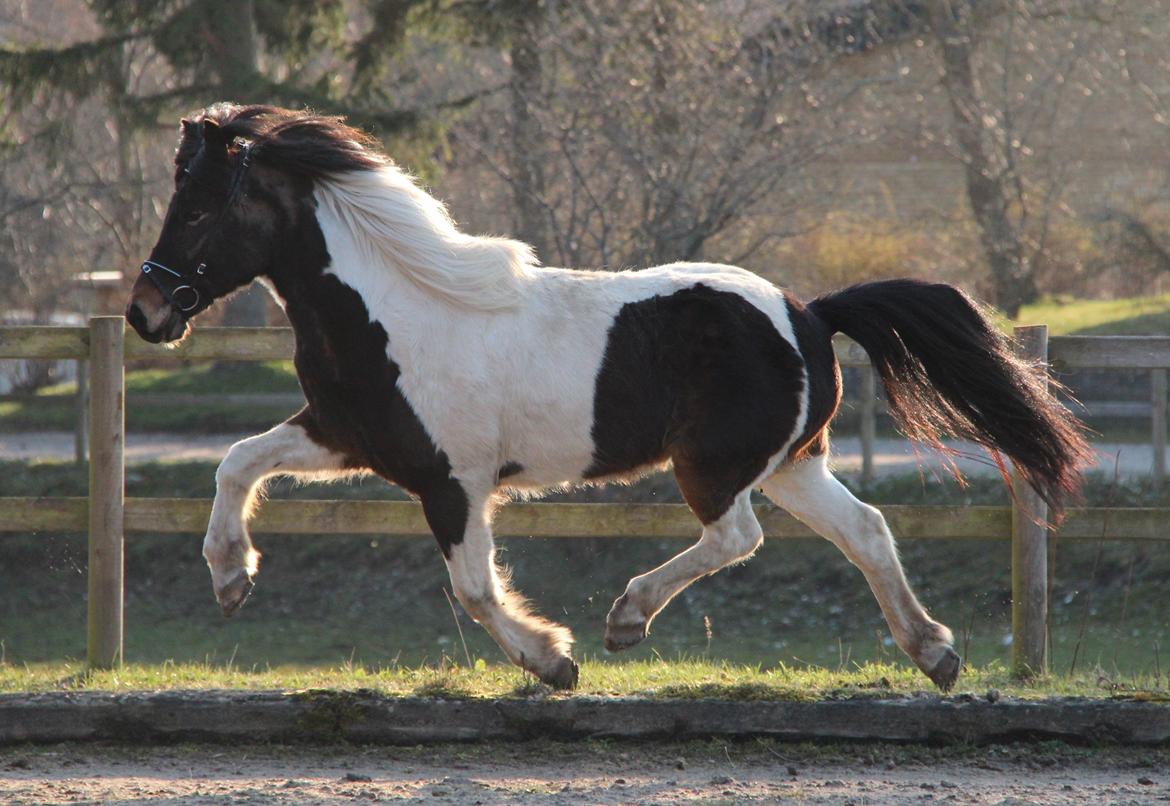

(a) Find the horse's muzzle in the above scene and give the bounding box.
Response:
[125,299,188,344]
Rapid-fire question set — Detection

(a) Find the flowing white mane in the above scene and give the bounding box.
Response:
[313,166,539,311]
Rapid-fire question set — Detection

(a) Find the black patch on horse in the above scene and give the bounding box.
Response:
[268,194,468,558]
[784,294,842,461]
[585,284,805,523]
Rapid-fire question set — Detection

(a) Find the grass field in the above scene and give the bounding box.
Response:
[2,460,1168,685]
[2,658,1165,700]
[1017,294,1170,336]
[0,360,302,433]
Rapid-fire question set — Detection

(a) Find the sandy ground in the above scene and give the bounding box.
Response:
[1,740,1168,805]
[1,431,1158,478]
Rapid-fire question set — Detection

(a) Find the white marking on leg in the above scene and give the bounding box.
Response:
[205,420,352,599]
[760,456,955,673]
[446,495,575,684]
[607,491,763,647]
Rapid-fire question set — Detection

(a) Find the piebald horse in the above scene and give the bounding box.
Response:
[126,104,1091,690]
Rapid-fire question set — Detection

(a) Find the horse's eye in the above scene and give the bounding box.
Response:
[184,209,210,227]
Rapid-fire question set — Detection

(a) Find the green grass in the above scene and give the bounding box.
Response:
[1014,294,1170,336]
[3,459,1169,683]
[1,360,301,433]
[1,659,1165,700]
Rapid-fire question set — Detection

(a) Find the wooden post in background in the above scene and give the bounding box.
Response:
[1152,368,1167,488]
[1012,324,1049,679]
[86,316,124,670]
[860,366,877,487]
[74,359,88,465]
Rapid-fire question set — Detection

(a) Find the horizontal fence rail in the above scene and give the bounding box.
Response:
[3,321,1170,679]
[0,325,296,361]
[4,498,1170,541]
[6,324,1169,367]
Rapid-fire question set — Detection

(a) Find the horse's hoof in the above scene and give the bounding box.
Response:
[216,572,255,618]
[603,620,648,653]
[539,656,579,690]
[604,594,649,652]
[926,647,962,692]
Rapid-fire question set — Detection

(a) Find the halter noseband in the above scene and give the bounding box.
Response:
[140,140,254,317]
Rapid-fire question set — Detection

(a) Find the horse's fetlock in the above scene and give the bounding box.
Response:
[453,590,496,622]
[203,534,260,578]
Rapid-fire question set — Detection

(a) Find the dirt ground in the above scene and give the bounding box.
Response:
[1,740,1168,805]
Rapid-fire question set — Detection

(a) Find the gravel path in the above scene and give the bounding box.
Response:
[0,430,1158,478]
[1,740,1167,805]
[0,431,252,464]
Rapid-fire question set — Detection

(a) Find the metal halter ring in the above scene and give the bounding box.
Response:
[170,285,201,312]
[141,260,206,314]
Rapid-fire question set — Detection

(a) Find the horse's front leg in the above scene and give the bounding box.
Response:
[427,485,578,689]
[206,411,351,616]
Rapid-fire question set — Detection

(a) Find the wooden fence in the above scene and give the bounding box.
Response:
[850,348,1170,486]
[3,318,1170,679]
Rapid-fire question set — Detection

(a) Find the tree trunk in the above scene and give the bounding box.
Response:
[200,0,271,327]
[200,1,261,100]
[928,1,1037,318]
[508,8,554,264]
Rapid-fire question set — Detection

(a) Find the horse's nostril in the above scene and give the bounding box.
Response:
[126,302,148,332]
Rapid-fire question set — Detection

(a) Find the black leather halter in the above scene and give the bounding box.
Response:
[140,141,254,316]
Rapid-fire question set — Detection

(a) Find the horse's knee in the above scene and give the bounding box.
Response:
[215,444,254,491]
[448,556,500,622]
[452,584,497,622]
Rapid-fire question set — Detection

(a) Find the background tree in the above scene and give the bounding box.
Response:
[453,0,883,271]
[921,0,1108,316]
[4,0,1170,329]
[0,0,455,324]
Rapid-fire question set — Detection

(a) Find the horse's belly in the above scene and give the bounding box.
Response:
[497,392,599,485]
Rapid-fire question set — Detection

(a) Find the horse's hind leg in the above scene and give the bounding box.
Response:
[440,491,578,689]
[605,486,763,652]
[759,455,961,690]
[206,411,351,616]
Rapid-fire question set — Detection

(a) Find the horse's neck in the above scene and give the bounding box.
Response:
[269,218,449,377]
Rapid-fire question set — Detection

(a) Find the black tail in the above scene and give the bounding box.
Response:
[808,279,1092,516]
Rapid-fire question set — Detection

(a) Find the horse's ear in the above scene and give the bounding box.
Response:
[201,117,226,146]
[180,118,197,138]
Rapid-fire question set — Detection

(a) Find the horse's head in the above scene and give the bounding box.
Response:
[127,111,277,343]
[129,103,407,341]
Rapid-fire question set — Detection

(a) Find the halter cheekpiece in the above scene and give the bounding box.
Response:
[140,140,254,316]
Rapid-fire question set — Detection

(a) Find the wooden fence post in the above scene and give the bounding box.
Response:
[860,366,876,486]
[1012,324,1049,679]
[74,359,88,465]
[86,316,124,670]
[1152,368,1167,487]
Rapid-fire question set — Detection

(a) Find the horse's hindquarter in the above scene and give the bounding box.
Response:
[495,264,814,489]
